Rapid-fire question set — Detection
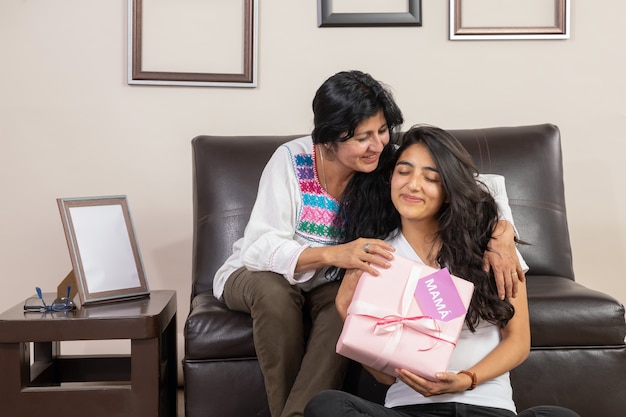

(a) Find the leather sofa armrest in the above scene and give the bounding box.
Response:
[526,276,626,346]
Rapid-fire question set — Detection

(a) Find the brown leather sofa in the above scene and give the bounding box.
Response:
[183,124,626,417]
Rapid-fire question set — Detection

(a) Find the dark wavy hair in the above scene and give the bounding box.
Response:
[311,70,403,146]
[338,125,515,331]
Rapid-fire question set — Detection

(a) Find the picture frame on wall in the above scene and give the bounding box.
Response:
[449,0,570,40]
[57,196,150,305]
[317,0,422,27]
[128,0,258,87]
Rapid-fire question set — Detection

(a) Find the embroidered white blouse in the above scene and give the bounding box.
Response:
[212,136,518,300]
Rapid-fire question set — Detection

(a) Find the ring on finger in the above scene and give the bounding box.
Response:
[511,272,518,276]
[364,243,371,254]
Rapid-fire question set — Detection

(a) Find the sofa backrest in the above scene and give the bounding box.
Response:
[191,124,574,300]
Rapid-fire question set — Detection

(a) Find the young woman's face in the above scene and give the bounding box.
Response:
[334,110,389,174]
[391,143,446,224]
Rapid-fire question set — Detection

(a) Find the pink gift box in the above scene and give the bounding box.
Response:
[336,254,474,381]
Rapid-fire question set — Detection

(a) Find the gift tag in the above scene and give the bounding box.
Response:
[414,268,467,322]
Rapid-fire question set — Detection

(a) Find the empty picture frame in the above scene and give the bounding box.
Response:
[450,0,570,40]
[128,0,258,87]
[317,0,422,27]
[57,196,149,305]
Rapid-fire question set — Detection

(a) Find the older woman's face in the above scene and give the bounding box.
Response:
[390,143,445,224]
[334,110,389,174]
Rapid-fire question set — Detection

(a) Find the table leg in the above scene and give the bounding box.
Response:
[0,342,30,413]
[131,313,177,417]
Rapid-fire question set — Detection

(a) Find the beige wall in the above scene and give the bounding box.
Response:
[2,1,625,383]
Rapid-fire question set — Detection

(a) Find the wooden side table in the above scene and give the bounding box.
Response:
[0,289,177,417]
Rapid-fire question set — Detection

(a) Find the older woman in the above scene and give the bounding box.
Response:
[213,73,522,417]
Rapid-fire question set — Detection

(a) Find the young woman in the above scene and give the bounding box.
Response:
[213,71,523,417]
[304,125,580,417]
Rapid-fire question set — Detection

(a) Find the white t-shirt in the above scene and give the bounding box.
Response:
[384,232,529,413]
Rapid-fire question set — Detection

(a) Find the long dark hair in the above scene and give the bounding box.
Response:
[339,125,514,330]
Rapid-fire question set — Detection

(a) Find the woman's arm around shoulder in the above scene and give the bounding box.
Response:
[477,174,526,299]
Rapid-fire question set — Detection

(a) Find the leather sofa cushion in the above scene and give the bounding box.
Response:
[185,292,256,359]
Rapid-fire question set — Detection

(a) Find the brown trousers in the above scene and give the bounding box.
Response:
[224,268,349,417]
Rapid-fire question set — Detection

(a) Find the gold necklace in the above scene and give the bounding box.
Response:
[318,145,329,192]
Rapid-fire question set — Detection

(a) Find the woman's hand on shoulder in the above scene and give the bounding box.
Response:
[395,369,470,397]
[331,238,395,276]
[483,220,525,300]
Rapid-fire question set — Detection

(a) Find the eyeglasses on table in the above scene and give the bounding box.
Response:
[23,286,76,312]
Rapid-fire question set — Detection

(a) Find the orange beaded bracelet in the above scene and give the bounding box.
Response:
[457,370,477,390]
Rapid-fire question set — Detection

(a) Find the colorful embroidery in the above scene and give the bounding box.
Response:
[293,152,341,243]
